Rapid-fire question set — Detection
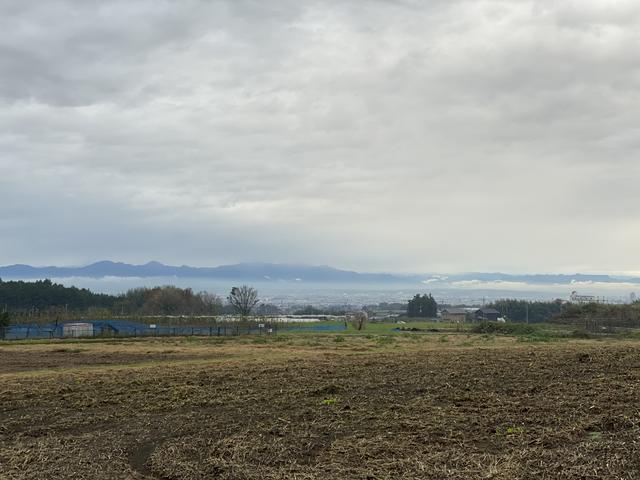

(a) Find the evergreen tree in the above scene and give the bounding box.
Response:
[407,293,438,318]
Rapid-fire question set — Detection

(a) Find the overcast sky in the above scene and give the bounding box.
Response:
[2,0,640,274]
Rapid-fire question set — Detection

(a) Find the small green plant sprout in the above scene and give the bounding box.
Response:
[333,336,345,343]
[322,397,338,406]
[505,426,525,435]
[587,431,603,441]
[587,431,602,442]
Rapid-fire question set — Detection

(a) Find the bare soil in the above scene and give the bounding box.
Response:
[1,336,640,479]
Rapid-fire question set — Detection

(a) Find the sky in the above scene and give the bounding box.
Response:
[2,0,640,275]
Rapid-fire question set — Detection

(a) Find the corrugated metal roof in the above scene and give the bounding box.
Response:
[476,308,500,314]
[442,308,467,314]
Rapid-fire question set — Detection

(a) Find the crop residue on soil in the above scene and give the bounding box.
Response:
[1,338,640,479]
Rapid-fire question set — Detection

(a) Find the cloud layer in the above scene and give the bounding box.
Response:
[2,0,640,273]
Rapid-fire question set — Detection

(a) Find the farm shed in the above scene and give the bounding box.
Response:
[441,308,468,323]
[62,322,94,338]
[474,308,500,322]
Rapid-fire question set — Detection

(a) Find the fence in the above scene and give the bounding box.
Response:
[0,319,349,340]
[0,320,280,340]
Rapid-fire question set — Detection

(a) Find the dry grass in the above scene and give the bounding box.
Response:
[1,335,640,479]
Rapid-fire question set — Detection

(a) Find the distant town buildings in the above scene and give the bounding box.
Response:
[569,291,598,304]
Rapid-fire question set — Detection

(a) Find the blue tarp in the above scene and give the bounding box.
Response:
[1,320,276,340]
[1,320,346,339]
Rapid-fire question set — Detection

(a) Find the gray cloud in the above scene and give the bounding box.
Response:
[1,0,640,274]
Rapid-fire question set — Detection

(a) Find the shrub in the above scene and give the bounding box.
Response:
[570,329,592,339]
[472,321,537,335]
[375,336,394,345]
[0,311,9,327]
[0,311,10,340]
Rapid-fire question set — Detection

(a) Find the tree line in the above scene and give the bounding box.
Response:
[0,279,115,311]
[484,299,640,328]
[112,286,222,315]
[487,299,564,323]
[551,301,640,331]
[0,279,261,317]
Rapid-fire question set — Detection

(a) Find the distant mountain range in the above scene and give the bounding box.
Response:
[1,261,639,286]
[0,261,411,283]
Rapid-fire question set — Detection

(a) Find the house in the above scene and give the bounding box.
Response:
[474,308,500,322]
[441,308,468,323]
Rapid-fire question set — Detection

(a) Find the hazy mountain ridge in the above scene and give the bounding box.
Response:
[0,261,639,285]
[0,261,415,283]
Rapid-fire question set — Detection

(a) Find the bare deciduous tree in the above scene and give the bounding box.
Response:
[350,311,368,331]
[228,286,259,316]
[198,292,223,315]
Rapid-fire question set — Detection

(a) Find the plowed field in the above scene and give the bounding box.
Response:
[1,335,639,479]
